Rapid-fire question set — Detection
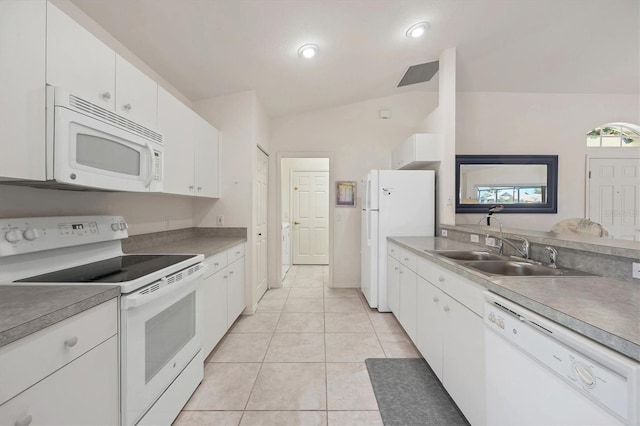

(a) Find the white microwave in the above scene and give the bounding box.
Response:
[44,86,163,192]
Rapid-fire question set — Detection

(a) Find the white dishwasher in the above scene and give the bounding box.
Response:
[484,292,639,426]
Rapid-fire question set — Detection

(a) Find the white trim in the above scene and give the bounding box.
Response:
[275,151,334,288]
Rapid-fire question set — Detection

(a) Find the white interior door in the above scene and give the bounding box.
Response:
[588,157,640,240]
[255,149,268,298]
[292,171,329,264]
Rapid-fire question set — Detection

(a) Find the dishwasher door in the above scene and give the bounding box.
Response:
[484,293,637,426]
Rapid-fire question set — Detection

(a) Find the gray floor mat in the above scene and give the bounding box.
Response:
[365,358,469,426]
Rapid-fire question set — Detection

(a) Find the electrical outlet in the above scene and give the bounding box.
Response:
[441,229,448,237]
[216,215,224,226]
[485,236,497,247]
[470,234,479,243]
[633,262,640,279]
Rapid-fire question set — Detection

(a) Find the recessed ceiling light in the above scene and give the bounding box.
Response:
[298,43,319,59]
[406,22,429,38]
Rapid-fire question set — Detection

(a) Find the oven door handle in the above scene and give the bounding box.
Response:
[121,263,207,310]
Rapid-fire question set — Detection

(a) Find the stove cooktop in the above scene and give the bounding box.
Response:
[16,254,197,283]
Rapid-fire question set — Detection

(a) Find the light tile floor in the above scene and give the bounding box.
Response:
[174,265,420,426]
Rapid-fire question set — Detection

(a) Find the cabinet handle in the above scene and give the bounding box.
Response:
[189,185,194,190]
[223,275,228,279]
[101,92,111,101]
[197,187,202,191]
[64,336,78,348]
[394,267,398,271]
[404,257,409,261]
[123,103,132,111]
[15,414,32,426]
[236,251,240,255]
[433,296,439,303]
[443,306,450,312]
[229,271,234,275]
[438,276,445,283]
[214,262,219,267]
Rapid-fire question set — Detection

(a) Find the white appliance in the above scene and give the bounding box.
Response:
[360,169,435,311]
[11,86,163,192]
[0,216,206,426]
[484,292,639,426]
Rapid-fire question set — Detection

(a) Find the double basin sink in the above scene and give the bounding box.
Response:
[433,250,592,278]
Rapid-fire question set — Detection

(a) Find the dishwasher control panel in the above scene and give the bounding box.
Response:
[485,298,635,424]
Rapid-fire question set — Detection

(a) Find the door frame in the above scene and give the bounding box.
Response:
[276,151,334,287]
[585,149,640,218]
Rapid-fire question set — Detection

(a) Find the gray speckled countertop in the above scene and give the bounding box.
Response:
[125,236,246,258]
[389,236,640,362]
[0,285,120,349]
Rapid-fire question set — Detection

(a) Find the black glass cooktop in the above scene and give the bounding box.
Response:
[17,254,196,283]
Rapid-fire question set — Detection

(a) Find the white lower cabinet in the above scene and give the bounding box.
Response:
[387,256,400,314]
[414,261,486,426]
[0,298,119,425]
[201,243,246,357]
[398,264,418,341]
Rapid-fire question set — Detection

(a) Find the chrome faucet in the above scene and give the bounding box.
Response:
[476,214,530,259]
[544,246,558,268]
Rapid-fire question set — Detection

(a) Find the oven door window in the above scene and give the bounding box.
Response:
[145,291,196,383]
[76,133,141,176]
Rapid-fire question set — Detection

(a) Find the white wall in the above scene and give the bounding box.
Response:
[0,185,193,235]
[455,92,639,231]
[268,91,438,287]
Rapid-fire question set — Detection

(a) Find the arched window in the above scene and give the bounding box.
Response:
[586,122,640,147]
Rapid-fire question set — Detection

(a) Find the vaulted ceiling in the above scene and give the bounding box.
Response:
[71,0,639,117]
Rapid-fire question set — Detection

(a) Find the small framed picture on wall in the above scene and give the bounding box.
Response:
[336,181,357,207]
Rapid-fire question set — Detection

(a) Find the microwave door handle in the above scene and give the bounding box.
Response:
[144,142,154,188]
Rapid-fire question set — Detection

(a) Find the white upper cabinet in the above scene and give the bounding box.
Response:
[0,0,46,180]
[158,87,220,198]
[392,133,443,170]
[115,55,158,129]
[194,114,220,198]
[46,2,116,110]
[157,87,195,196]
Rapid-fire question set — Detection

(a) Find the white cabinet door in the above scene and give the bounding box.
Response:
[115,55,158,128]
[202,270,228,357]
[443,298,486,426]
[46,3,115,109]
[0,0,46,181]
[157,87,195,196]
[194,115,220,198]
[0,336,118,426]
[398,264,418,341]
[386,256,400,315]
[416,276,444,381]
[227,257,246,327]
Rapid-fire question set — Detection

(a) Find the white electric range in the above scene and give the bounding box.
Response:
[0,215,206,426]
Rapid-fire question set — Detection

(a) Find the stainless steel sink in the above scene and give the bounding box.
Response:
[435,250,506,261]
[462,260,592,277]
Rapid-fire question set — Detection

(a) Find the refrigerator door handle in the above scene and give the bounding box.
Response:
[365,174,371,210]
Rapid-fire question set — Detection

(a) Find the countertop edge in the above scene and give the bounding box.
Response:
[387,236,640,362]
[0,286,120,349]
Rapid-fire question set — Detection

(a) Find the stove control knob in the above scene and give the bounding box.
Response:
[119,223,126,230]
[4,230,23,243]
[23,228,40,241]
[111,223,120,231]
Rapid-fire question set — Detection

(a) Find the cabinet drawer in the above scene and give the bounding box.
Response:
[204,251,227,278]
[387,243,401,260]
[0,298,117,405]
[0,336,119,425]
[398,248,417,271]
[227,243,245,264]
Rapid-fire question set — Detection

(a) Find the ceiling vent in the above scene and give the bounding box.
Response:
[397,61,439,87]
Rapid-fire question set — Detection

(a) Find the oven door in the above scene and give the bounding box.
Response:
[52,105,163,192]
[120,268,204,426]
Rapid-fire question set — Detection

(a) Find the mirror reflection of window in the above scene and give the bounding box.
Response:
[460,164,547,205]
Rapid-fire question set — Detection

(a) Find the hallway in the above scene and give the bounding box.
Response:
[175,265,419,425]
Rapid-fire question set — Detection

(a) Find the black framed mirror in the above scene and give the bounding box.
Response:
[456,155,558,214]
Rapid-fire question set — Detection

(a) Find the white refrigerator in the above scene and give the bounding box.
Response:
[361,170,435,311]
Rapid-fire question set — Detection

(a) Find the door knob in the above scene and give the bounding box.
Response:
[293,221,300,225]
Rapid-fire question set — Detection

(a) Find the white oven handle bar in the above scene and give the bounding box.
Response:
[121,263,207,310]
